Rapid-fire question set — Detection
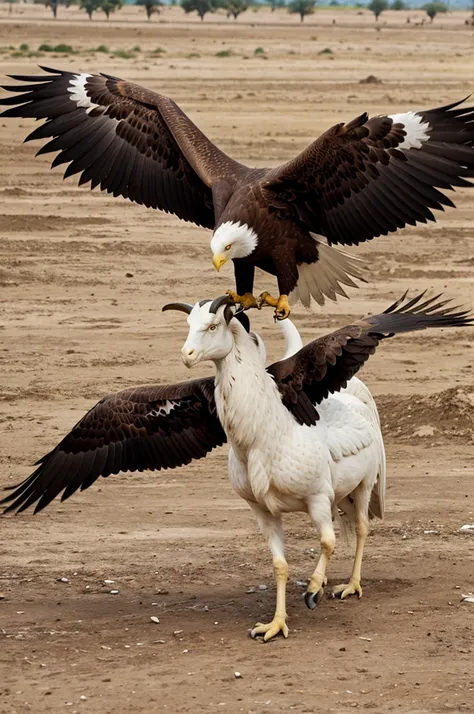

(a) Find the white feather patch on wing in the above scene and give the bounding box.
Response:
[389,110,431,150]
[147,400,179,418]
[68,74,101,114]
[289,236,367,307]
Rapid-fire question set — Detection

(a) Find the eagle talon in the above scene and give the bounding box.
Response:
[257,292,291,320]
[226,290,259,311]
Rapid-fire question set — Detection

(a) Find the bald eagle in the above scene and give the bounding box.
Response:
[2,67,474,318]
[1,293,472,640]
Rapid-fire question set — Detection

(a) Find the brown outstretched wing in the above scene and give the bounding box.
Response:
[1,377,224,515]
[262,100,474,246]
[268,292,473,426]
[0,67,247,227]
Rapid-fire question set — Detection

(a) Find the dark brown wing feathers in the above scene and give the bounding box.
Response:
[0,67,247,228]
[1,377,224,515]
[268,293,473,426]
[263,98,474,246]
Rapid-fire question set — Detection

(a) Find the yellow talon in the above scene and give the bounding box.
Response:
[250,616,289,642]
[332,579,363,600]
[226,290,259,311]
[257,292,291,320]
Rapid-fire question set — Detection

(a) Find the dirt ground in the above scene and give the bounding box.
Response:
[1,6,474,714]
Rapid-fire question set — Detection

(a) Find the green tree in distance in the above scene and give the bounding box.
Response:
[422,1,448,21]
[226,0,248,19]
[368,0,388,20]
[136,0,163,19]
[181,0,216,20]
[101,0,123,19]
[288,0,316,23]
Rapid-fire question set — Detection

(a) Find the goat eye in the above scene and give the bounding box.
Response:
[209,324,217,331]
[225,244,231,251]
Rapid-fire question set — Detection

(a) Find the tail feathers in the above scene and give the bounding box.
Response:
[289,238,367,308]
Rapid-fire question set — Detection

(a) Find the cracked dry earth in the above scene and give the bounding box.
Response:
[0,6,474,713]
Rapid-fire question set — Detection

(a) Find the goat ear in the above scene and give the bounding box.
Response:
[223,304,234,324]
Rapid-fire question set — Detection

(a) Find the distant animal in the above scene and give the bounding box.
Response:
[2,293,472,640]
[2,67,474,318]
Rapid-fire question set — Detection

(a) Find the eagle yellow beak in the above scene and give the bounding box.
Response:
[212,253,228,272]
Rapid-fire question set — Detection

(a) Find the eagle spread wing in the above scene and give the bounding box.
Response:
[1,378,225,514]
[262,100,474,246]
[268,292,473,426]
[0,67,246,228]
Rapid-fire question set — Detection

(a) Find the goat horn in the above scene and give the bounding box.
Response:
[208,295,235,314]
[162,302,194,314]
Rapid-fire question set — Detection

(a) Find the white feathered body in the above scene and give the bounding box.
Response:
[214,324,386,523]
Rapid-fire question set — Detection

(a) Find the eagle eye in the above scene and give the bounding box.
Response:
[209,324,217,332]
[225,244,231,251]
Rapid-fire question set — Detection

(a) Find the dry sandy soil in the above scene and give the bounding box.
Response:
[1,6,474,713]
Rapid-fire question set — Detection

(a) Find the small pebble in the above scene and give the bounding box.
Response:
[0,593,5,600]
[459,524,474,532]
[234,671,242,679]
[104,579,115,585]
[296,581,307,588]
[58,577,69,583]
[150,616,160,624]
[182,649,189,653]
[461,594,474,604]
[258,584,268,591]
[246,588,255,594]
[110,590,120,595]
[79,696,88,701]
[423,530,439,535]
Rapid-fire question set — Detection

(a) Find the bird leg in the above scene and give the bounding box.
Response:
[248,502,289,642]
[226,290,259,311]
[332,511,369,600]
[257,292,291,321]
[304,495,336,610]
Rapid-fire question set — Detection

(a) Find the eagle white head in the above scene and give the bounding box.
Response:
[210,221,258,271]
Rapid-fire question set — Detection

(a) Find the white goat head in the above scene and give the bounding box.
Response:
[163,295,236,368]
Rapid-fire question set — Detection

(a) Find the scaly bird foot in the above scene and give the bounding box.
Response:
[249,616,289,642]
[332,579,363,600]
[226,290,259,311]
[257,292,291,321]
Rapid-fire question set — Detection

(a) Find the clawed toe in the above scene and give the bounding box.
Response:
[249,617,289,641]
[256,292,291,320]
[332,580,363,600]
[226,290,259,311]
